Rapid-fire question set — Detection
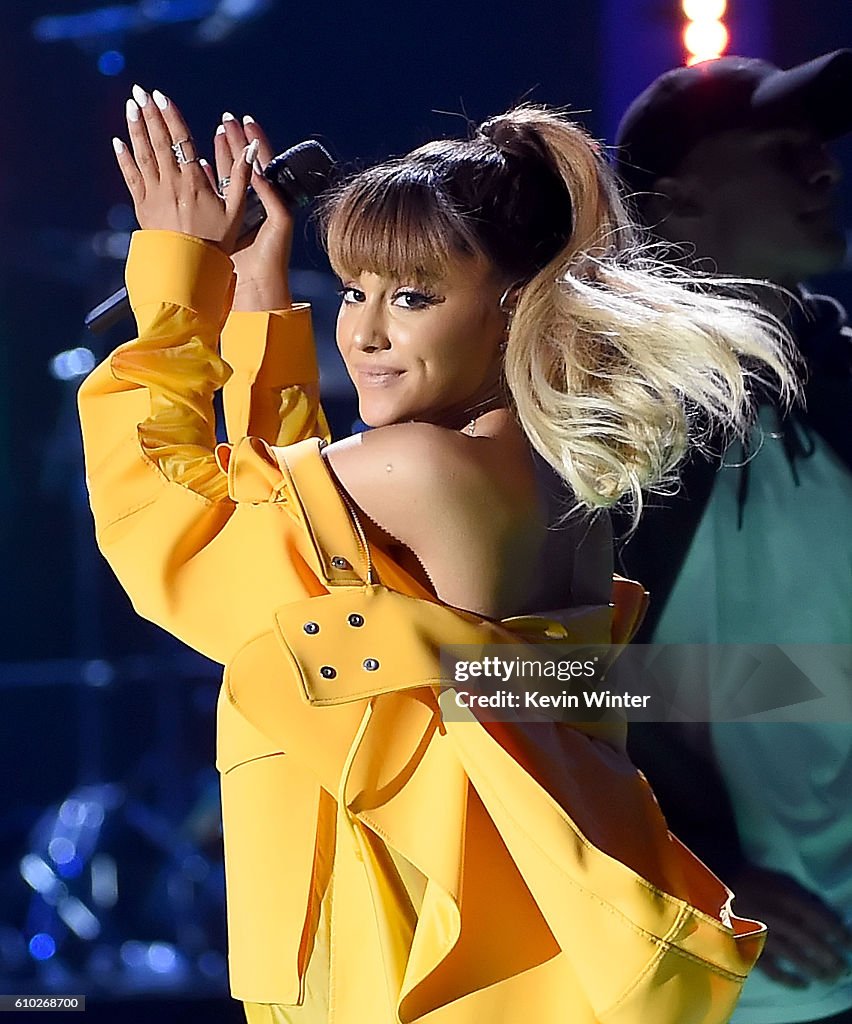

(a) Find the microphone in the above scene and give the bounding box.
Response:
[84,139,335,333]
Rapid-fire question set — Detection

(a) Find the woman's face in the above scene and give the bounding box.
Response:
[335,252,508,429]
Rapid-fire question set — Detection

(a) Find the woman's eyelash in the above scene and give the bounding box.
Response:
[393,289,443,307]
[336,286,443,307]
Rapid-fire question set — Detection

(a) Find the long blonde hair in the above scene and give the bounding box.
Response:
[320,104,798,519]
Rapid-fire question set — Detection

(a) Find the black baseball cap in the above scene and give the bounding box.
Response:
[615,50,852,194]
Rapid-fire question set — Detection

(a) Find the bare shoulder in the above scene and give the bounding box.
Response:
[322,421,541,614]
[324,420,462,462]
[322,421,506,538]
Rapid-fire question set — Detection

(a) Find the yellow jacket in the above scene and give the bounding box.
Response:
[78,231,764,1023]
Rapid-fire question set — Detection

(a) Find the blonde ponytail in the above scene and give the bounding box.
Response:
[495,106,797,518]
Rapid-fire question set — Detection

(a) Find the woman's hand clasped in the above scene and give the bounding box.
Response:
[215,112,294,310]
[113,85,294,309]
[113,83,257,254]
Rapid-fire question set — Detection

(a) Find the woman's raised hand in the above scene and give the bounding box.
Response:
[215,112,294,311]
[112,84,255,254]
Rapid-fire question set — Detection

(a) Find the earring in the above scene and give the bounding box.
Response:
[499,285,516,316]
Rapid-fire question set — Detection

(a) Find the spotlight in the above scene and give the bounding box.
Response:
[682,0,729,65]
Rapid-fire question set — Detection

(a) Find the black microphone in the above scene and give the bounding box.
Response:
[84,139,335,333]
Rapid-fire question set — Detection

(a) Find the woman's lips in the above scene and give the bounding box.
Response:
[355,369,405,386]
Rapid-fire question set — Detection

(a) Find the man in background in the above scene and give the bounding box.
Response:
[615,51,852,1024]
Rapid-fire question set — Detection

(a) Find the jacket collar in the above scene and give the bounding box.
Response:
[276,437,369,588]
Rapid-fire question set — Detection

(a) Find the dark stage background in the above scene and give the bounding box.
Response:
[0,2,850,1020]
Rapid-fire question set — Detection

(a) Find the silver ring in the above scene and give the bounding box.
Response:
[217,176,231,192]
[171,138,197,165]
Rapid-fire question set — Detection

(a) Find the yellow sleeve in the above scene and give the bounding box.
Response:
[77,229,324,665]
[221,308,331,446]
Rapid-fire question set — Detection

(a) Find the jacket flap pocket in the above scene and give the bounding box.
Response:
[274,586,509,706]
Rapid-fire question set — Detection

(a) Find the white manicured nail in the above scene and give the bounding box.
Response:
[152,89,168,110]
[242,114,255,125]
[199,158,209,167]
[222,111,236,122]
[245,139,259,165]
[126,98,140,122]
[112,137,125,154]
[215,123,226,136]
[253,159,263,175]
[131,84,148,107]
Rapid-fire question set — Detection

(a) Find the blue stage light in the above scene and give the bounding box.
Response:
[120,940,147,968]
[97,50,125,75]
[56,855,85,880]
[49,348,96,382]
[48,838,76,867]
[29,933,56,961]
[59,799,87,829]
[221,0,258,15]
[147,942,177,973]
[57,897,101,940]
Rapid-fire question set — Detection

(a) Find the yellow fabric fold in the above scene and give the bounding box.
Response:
[126,229,236,332]
[221,306,331,445]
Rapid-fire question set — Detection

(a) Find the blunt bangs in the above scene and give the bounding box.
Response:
[321,159,480,285]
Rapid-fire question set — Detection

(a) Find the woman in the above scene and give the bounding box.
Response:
[80,85,794,1023]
